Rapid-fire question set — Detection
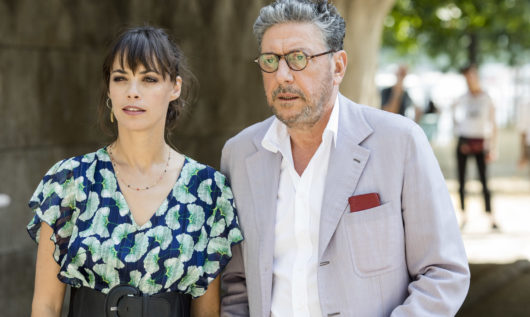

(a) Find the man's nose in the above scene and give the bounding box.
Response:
[275,58,294,83]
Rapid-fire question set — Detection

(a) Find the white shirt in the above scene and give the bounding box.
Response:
[262,96,339,317]
[453,91,495,138]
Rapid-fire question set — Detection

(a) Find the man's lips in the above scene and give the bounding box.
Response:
[276,94,299,101]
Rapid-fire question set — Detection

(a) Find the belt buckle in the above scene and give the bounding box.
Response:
[104,284,141,317]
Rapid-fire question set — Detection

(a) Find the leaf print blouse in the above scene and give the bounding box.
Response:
[27,148,243,297]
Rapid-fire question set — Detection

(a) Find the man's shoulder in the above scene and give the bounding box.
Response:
[342,96,416,134]
[224,116,275,150]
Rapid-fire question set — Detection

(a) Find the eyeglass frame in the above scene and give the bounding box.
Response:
[254,50,336,73]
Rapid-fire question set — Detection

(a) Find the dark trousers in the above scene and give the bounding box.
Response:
[456,137,492,213]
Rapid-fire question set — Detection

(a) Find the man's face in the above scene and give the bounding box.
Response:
[260,22,336,130]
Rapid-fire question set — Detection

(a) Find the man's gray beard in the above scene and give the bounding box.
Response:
[269,74,333,130]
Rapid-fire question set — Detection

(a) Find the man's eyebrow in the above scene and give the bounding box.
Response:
[259,49,308,55]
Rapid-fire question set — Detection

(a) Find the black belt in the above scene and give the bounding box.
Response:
[68,285,191,317]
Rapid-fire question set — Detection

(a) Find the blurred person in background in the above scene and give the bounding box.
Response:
[517,101,530,169]
[381,65,422,122]
[452,64,498,229]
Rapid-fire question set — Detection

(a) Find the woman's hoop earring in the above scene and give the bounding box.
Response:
[106,98,115,123]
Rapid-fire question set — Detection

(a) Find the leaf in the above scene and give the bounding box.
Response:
[144,247,161,274]
[94,263,120,288]
[228,227,244,244]
[111,223,136,244]
[164,258,184,289]
[99,169,117,198]
[139,273,162,294]
[194,227,208,252]
[125,232,149,262]
[165,205,182,230]
[216,196,234,225]
[173,182,197,204]
[146,226,173,250]
[79,192,100,221]
[210,218,226,238]
[82,237,102,262]
[100,240,125,269]
[204,259,220,274]
[207,237,230,256]
[178,266,203,292]
[176,233,195,262]
[187,204,205,233]
[197,179,213,204]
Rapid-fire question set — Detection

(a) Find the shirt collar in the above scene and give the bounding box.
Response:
[262,94,340,153]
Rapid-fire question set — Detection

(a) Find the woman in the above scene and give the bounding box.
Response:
[452,64,497,229]
[27,26,243,317]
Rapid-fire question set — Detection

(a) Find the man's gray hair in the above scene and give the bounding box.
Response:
[253,0,346,51]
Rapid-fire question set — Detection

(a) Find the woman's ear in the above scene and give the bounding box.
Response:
[170,76,183,101]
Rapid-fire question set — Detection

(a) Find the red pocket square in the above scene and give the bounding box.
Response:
[348,193,381,212]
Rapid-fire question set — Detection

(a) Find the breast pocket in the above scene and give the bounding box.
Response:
[341,202,405,277]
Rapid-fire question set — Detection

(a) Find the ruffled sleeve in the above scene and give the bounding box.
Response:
[27,157,87,266]
[186,167,243,297]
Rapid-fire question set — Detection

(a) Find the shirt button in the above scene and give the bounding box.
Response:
[320,260,330,266]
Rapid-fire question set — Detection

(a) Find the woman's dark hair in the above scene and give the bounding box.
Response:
[98,25,197,140]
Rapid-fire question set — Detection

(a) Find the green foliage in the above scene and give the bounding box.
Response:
[383,0,530,69]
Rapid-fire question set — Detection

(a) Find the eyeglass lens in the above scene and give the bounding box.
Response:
[258,51,308,72]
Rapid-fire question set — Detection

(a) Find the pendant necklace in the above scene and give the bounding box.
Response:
[107,144,170,191]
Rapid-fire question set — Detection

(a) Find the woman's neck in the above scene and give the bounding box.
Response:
[112,129,169,172]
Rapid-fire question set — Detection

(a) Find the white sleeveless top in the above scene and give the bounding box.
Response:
[453,91,494,138]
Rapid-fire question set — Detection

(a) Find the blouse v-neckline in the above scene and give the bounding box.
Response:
[103,147,188,230]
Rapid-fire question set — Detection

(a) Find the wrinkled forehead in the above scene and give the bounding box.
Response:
[261,22,326,53]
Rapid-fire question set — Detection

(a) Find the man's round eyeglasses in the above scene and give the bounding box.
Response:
[254,50,335,73]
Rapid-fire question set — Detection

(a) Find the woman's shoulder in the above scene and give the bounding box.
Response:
[181,156,228,183]
[178,156,233,204]
[38,148,110,187]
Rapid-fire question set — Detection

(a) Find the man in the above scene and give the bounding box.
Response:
[381,65,422,122]
[221,1,470,316]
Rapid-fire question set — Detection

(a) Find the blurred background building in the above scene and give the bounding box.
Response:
[1,0,529,316]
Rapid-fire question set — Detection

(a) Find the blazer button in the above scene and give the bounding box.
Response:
[328,312,340,316]
[319,260,330,266]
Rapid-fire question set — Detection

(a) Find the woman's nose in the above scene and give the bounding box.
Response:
[127,81,140,99]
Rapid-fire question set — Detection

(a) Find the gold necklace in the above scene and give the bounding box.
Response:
[107,144,171,191]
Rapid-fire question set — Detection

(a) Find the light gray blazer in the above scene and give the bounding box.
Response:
[220,94,470,317]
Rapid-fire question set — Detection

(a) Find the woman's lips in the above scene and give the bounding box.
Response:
[122,105,146,115]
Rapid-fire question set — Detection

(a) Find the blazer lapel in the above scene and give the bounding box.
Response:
[245,132,281,315]
[319,95,373,258]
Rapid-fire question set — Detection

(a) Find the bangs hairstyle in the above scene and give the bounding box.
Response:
[99,25,197,139]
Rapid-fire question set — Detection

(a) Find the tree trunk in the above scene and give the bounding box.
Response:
[335,0,396,107]
[468,32,478,66]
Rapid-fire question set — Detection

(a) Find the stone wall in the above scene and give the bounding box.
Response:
[0,1,269,315]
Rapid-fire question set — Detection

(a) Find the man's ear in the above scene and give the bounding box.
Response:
[332,50,347,85]
[170,76,183,101]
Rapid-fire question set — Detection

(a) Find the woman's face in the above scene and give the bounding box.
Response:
[108,57,181,134]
